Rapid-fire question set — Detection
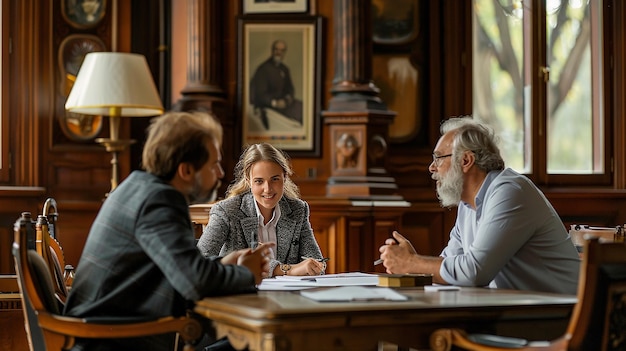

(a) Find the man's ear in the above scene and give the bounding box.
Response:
[177,162,194,182]
[462,151,475,172]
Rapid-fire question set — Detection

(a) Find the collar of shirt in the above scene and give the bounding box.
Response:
[460,169,504,222]
[253,199,281,248]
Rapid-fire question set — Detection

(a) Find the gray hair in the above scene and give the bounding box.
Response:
[441,116,505,172]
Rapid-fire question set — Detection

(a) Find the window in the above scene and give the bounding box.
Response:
[472,0,609,185]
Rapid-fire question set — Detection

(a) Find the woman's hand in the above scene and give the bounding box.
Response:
[288,258,326,276]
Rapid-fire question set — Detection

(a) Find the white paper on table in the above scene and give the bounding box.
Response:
[257,278,319,291]
[423,284,461,292]
[274,272,379,286]
[300,286,408,302]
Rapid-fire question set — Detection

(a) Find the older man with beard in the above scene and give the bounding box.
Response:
[249,39,303,129]
[378,116,580,295]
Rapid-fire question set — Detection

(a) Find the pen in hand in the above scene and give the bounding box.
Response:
[374,234,400,266]
[301,256,330,262]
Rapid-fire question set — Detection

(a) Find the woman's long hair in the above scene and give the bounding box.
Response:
[226,143,300,199]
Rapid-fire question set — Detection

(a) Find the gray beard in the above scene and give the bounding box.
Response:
[436,160,464,208]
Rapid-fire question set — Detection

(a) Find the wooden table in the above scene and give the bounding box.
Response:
[194,287,577,351]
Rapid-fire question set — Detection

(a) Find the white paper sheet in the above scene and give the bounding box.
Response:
[300,286,408,302]
[274,272,379,286]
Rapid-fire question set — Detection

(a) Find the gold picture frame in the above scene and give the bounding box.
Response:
[238,16,322,156]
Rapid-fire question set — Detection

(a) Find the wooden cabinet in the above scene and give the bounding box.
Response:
[0,277,28,351]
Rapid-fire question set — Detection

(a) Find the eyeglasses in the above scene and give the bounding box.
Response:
[432,153,453,167]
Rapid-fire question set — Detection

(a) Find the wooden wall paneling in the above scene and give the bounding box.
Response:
[371,213,402,273]
[0,307,28,351]
[10,0,48,187]
[291,123,337,197]
[0,0,9,183]
[0,228,10,274]
[129,0,170,171]
[612,1,626,189]
[308,209,339,273]
[440,0,472,117]
[347,216,370,272]
[400,204,453,257]
[53,201,102,268]
[0,187,45,274]
[546,190,626,228]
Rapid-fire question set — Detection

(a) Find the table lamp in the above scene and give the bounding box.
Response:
[65,52,164,194]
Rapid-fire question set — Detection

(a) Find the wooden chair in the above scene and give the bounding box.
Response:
[42,197,59,239]
[13,213,203,351]
[34,213,68,305]
[429,237,626,351]
[41,198,76,291]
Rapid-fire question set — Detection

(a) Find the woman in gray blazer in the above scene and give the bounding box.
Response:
[198,143,325,277]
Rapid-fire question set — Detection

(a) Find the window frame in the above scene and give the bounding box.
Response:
[472,0,613,187]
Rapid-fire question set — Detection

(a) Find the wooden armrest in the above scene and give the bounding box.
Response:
[38,312,202,341]
[431,328,526,351]
[430,329,564,351]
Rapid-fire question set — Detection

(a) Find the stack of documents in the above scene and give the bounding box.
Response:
[258,272,379,291]
[300,286,408,302]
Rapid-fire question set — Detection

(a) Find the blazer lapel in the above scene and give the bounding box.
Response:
[240,193,259,248]
[276,199,297,260]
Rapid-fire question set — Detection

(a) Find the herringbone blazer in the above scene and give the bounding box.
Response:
[197,192,323,276]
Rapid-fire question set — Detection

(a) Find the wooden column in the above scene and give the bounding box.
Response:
[173,0,228,115]
[172,0,235,193]
[322,0,399,199]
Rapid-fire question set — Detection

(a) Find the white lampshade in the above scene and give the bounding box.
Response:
[65,52,164,117]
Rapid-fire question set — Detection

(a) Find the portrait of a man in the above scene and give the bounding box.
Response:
[249,39,303,130]
[241,19,320,155]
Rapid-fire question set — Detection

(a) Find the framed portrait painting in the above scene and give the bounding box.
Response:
[238,16,322,156]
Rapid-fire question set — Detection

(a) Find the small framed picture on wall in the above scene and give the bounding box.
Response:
[243,0,309,15]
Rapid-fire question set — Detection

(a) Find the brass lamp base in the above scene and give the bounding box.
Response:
[96,138,136,195]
